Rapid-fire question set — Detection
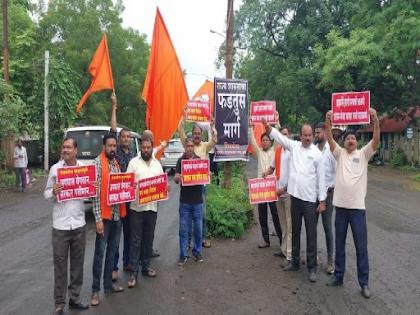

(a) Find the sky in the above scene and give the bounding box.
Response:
[120,0,242,97]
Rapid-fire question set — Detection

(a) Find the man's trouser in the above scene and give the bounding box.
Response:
[277,196,292,260]
[52,226,85,306]
[92,220,121,293]
[317,189,334,262]
[15,167,26,189]
[179,202,203,258]
[113,202,131,271]
[290,196,318,271]
[258,201,282,245]
[129,210,157,276]
[334,207,369,288]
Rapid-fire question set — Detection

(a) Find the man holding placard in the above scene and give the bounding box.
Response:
[263,120,326,283]
[174,137,206,265]
[45,137,90,314]
[325,108,380,299]
[126,135,166,288]
[91,133,126,306]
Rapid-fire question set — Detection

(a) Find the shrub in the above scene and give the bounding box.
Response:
[207,175,253,238]
[0,170,16,188]
[391,149,407,167]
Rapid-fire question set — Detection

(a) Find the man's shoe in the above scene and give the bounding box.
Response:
[326,276,343,286]
[283,261,299,271]
[54,304,65,315]
[177,257,188,266]
[308,270,317,283]
[361,286,371,299]
[194,253,204,263]
[69,299,89,310]
[273,251,286,258]
[90,293,100,306]
[112,270,118,282]
[326,264,335,274]
[202,239,212,248]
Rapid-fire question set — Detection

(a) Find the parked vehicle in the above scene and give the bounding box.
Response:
[64,126,140,165]
[161,138,184,172]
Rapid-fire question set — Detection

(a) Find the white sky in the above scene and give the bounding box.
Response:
[121,0,241,97]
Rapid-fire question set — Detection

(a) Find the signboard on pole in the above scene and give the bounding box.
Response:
[250,101,276,124]
[107,172,136,205]
[248,176,278,205]
[331,91,370,125]
[186,100,211,122]
[181,158,210,186]
[57,165,97,202]
[138,173,169,205]
[214,78,249,161]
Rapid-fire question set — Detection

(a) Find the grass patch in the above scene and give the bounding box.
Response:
[207,164,253,238]
[0,170,16,188]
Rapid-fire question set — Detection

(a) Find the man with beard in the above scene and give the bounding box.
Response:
[91,133,126,306]
[127,135,165,288]
[263,121,326,283]
[314,122,337,274]
[249,123,282,249]
[178,111,217,248]
[110,94,135,280]
[325,109,380,299]
[174,137,205,265]
[45,137,89,314]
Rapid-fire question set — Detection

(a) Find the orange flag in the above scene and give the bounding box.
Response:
[76,34,114,113]
[142,8,189,148]
[193,80,214,115]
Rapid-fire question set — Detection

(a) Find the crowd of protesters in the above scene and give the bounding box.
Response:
[44,93,380,314]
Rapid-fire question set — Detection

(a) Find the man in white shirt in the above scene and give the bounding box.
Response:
[325,109,380,299]
[263,121,326,283]
[14,139,28,192]
[44,137,89,314]
[314,122,337,274]
[127,135,166,288]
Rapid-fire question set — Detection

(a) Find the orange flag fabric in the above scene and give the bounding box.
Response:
[142,8,189,149]
[247,122,265,156]
[76,34,114,113]
[193,80,214,115]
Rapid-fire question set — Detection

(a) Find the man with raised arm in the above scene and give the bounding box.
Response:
[325,108,380,299]
[263,120,326,283]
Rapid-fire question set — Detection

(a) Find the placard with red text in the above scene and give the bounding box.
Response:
[138,173,169,205]
[107,172,136,205]
[248,176,278,204]
[250,101,276,124]
[181,159,210,186]
[186,100,211,122]
[332,91,370,125]
[57,165,97,202]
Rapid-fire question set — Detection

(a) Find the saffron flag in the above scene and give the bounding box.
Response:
[193,80,214,115]
[142,8,188,150]
[76,34,114,113]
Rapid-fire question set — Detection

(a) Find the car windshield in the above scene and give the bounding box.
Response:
[168,140,183,150]
[67,130,108,159]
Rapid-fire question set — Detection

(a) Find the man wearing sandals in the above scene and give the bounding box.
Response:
[263,121,326,283]
[174,137,205,265]
[178,111,217,248]
[45,137,90,314]
[91,133,126,306]
[126,135,165,288]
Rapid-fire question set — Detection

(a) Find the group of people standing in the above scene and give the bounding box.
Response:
[254,109,380,300]
[45,95,216,314]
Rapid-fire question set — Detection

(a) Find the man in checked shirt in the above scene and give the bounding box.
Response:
[90,133,126,306]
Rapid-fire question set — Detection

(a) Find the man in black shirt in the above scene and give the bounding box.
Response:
[174,137,204,265]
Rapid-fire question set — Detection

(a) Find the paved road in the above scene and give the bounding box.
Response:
[0,164,419,315]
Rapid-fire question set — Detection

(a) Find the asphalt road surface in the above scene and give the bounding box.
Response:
[0,164,419,315]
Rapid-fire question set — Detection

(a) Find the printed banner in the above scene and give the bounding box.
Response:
[181,159,210,186]
[248,176,278,205]
[138,173,169,205]
[214,78,249,161]
[250,101,276,124]
[57,165,97,202]
[107,172,136,205]
[331,91,370,125]
[186,100,211,122]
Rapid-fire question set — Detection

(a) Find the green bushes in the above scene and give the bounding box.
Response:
[0,170,16,188]
[391,149,407,167]
[206,176,253,238]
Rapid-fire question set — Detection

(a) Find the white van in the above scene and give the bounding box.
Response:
[64,126,141,165]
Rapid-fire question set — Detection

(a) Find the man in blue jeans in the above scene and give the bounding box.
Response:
[325,108,380,299]
[174,137,204,265]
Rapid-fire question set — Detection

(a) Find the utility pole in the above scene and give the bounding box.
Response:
[222,0,234,189]
[44,51,49,171]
